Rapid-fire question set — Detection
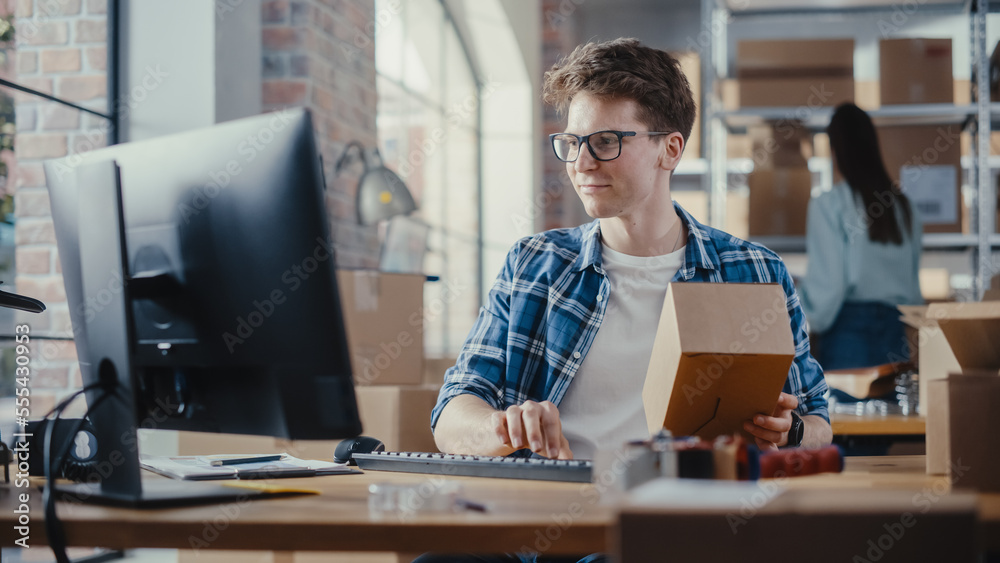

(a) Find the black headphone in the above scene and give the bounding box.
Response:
[23,418,100,482]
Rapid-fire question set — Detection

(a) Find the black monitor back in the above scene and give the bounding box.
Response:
[45,109,361,441]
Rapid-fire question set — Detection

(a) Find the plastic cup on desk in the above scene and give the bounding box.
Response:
[368,481,467,520]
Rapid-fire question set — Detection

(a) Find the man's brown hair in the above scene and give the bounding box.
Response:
[543,38,697,147]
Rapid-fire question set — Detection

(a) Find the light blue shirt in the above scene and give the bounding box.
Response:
[799,182,924,334]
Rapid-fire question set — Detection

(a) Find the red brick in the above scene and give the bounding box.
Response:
[86,45,106,70]
[34,366,70,388]
[12,77,52,102]
[18,21,69,46]
[58,75,106,101]
[75,19,106,43]
[263,80,307,104]
[87,0,107,14]
[40,338,78,363]
[14,274,66,302]
[42,104,82,130]
[38,0,81,16]
[262,0,288,22]
[41,48,82,73]
[17,51,37,74]
[15,246,51,274]
[16,132,67,158]
[262,27,303,51]
[14,162,46,189]
[14,187,51,217]
[15,218,55,245]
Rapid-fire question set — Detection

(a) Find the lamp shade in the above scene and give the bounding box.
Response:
[357,164,417,225]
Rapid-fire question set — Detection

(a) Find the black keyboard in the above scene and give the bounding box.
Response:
[352,451,593,483]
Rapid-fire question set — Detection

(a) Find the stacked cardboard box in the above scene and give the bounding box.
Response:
[880,38,954,105]
[876,125,963,233]
[735,38,854,108]
[672,51,701,160]
[747,122,814,236]
[924,300,1000,492]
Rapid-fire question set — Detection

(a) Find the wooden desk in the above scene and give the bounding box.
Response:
[0,470,611,555]
[831,414,926,435]
[0,457,996,557]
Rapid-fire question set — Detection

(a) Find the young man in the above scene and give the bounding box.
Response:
[431,38,831,467]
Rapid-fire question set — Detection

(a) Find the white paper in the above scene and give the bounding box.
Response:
[139,453,355,481]
[900,165,958,225]
[627,478,784,511]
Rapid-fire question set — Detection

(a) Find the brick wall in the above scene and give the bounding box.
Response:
[12,0,108,417]
[540,0,586,231]
[9,0,382,415]
[261,0,380,268]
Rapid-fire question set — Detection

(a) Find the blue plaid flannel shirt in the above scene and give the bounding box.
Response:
[430,202,829,430]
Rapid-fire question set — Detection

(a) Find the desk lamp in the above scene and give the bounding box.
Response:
[334,141,417,225]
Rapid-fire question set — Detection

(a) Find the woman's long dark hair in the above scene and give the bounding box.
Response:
[827,103,913,245]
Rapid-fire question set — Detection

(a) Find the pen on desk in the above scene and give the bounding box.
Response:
[210,454,283,466]
[457,499,488,512]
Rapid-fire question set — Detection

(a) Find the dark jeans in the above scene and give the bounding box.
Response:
[813,301,910,371]
[410,554,606,563]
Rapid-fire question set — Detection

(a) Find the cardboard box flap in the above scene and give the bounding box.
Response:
[643,283,796,440]
[672,283,794,355]
[927,302,1000,371]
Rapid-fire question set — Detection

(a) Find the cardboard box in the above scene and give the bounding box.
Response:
[749,123,812,169]
[898,305,961,416]
[923,301,1000,488]
[880,38,953,105]
[945,374,1000,492]
[423,356,457,385]
[337,270,424,386]
[925,378,950,475]
[643,283,794,440]
[876,125,963,233]
[985,274,1000,301]
[738,77,855,109]
[672,51,701,159]
[354,384,440,452]
[736,39,854,108]
[747,167,813,236]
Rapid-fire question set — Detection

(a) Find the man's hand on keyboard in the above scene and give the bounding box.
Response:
[492,400,573,460]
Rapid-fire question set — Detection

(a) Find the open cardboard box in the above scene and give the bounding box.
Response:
[924,300,1000,491]
[643,283,794,441]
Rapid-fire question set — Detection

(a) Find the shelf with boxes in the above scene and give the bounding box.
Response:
[699,0,999,297]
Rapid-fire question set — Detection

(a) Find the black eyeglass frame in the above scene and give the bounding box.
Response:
[548,130,676,162]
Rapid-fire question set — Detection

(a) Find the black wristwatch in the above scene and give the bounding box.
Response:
[786,411,804,448]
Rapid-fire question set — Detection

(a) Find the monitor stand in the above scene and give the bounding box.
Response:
[63,160,258,508]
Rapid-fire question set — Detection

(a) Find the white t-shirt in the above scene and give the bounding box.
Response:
[558,242,684,460]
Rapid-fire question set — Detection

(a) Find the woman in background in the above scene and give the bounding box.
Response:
[799,102,923,371]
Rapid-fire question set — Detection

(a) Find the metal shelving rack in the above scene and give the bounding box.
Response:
[700,0,999,299]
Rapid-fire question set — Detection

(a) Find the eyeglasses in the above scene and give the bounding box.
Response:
[549,130,675,163]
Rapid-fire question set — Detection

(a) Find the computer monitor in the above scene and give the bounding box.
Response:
[44,108,362,506]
